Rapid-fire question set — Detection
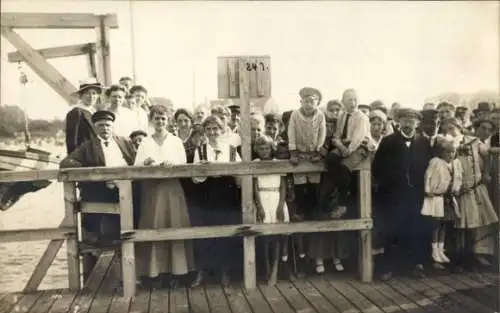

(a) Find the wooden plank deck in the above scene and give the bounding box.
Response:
[0,263,498,313]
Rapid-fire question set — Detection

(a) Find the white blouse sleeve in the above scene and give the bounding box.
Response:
[171,137,187,165]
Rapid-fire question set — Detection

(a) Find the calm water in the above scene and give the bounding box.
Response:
[0,144,68,292]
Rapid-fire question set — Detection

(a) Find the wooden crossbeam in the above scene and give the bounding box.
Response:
[8,43,96,63]
[1,26,78,104]
[24,239,64,292]
[123,219,372,242]
[1,13,118,29]
[0,227,75,243]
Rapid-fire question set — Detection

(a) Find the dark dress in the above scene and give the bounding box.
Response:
[191,143,242,274]
[372,131,433,272]
[65,106,97,154]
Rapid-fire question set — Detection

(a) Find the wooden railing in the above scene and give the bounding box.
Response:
[0,148,498,298]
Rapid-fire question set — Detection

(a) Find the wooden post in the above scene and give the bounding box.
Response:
[358,162,373,282]
[95,15,112,85]
[63,182,81,290]
[118,180,136,298]
[238,58,257,290]
[86,43,98,78]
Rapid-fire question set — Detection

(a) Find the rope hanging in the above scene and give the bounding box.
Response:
[17,61,31,147]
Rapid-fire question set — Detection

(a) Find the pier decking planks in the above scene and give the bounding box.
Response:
[1,270,498,313]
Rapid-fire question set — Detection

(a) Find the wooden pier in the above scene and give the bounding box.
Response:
[0,252,498,313]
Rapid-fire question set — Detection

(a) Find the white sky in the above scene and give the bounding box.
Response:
[1,0,498,119]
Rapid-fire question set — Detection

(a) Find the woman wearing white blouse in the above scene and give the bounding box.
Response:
[134,105,195,288]
[191,115,242,286]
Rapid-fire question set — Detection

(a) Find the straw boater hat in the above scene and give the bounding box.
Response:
[72,77,103,96]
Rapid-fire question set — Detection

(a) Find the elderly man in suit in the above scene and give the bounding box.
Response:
[372,108,434,280]
[61,110,138,237]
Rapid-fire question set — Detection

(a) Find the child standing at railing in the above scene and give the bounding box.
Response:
[253,135,290,282]
[288,87,326,275]
[421,135,463,267]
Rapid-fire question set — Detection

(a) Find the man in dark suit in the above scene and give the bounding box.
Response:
[65,78,103,154]
[372,108,434,281]
[61,110,137,238]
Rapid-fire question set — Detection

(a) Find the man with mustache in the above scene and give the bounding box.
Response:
[372,108,434,281]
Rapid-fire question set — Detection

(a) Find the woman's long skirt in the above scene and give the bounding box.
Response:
[136,179,195,278]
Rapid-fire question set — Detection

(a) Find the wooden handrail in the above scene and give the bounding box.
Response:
[0,160,367,183]
[2,149,497,184]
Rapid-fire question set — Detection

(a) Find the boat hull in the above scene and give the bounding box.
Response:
[0,148,59,211]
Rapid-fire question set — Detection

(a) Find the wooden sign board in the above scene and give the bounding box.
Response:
[217,56,271,99]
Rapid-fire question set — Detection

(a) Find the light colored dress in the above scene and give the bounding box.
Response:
[134,134,195,277]
[254,159,289,224]
[454,135,498,229]
[421,157,462,218]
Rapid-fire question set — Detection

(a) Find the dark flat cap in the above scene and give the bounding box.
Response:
[420,109,439,122]
[91,110,115,123]
[129,130,147,138]
[396,108,421,120]
[358,104,370,110]
[456,106,468,111]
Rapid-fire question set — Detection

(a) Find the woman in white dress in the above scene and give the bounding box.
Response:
[253,135,290,282]
[134,104,195,288]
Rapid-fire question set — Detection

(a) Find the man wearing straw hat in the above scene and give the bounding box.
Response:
[65,78,103,154]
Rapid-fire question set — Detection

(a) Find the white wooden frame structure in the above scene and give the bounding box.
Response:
[0,12,118,292]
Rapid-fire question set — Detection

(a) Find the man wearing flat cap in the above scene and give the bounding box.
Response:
[418,109,440,148]
[372,107,434,280]
[298,87,322,104]
[60,110,139,279]
[65,78,103,154]
[228,104,241,133]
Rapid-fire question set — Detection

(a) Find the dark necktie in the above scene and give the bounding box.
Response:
[103,141,109,147]
[341,113,351,140]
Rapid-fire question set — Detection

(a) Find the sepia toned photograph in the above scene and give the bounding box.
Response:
[0,1,498,312]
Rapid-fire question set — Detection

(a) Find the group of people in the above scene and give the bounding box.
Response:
[60,76,499,288]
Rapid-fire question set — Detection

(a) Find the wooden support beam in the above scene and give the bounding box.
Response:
[64,182,81,290]
[95,15,112,85]
[23,239,64,292]
[118,181,136,298]
[8,43,96,63]
[1,13,118,29]
[0,27,78,103]
[0,227,75,243]
[123,219,372,242]
[358,167,373,282]
[238,58,256,290]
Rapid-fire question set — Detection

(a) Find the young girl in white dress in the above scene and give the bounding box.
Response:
[421,135,463,266]
[253,135,290,283]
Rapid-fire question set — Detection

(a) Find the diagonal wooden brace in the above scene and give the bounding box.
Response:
[1,26,78,104]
